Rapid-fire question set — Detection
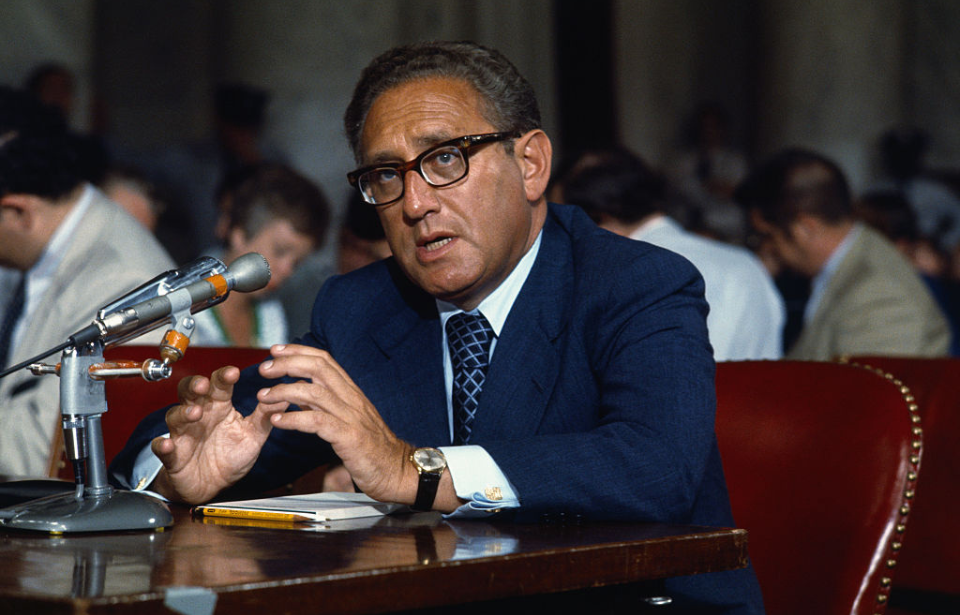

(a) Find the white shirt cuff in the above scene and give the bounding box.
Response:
[113,436,168,502]
[438,444,520,518]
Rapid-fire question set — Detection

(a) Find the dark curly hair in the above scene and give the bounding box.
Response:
[343,41,541,162]
[0,85,87,200]
[555,147,666,225]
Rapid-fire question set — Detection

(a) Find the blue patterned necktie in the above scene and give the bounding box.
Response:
[446,312,494,445]
[0,275,26,370]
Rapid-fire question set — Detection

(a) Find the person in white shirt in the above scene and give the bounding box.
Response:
[556,147,785,361]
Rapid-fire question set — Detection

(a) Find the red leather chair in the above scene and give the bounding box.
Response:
[715,361,922,615]
[841,356,960,614]
[54,344,269,480]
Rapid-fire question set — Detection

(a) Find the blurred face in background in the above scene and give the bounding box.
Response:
[228,219,314,294]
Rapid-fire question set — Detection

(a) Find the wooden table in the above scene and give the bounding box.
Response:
[0,506,748,614]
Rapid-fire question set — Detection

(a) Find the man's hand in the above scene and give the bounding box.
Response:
[150,366,277,504]
[256,344,419,505]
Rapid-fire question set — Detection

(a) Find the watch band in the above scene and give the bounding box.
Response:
[412,469,441,512]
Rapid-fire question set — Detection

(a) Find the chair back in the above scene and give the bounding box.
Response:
[54,344,268,480]
[841,356,960,601]
[715,361,921,615]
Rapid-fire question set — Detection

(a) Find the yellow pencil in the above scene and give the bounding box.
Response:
[194,506,314,523]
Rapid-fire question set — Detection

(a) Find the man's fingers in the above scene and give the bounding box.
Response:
[150,435,183,472]
[151,435,173,457]
[261,346,354,385]
[175,366,240,404]
[269,407,335,436]
[208,366,241,400]
[164,403,203,432]
[257,381,351,418]
[176,375,210,403]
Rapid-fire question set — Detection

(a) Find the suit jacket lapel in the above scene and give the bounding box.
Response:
[364,266,449,446]
[472,214,570,441]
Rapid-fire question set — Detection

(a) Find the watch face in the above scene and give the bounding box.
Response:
[413,448,446,472]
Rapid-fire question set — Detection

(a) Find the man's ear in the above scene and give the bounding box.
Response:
[516,129,552,202]
[0,194,36,232]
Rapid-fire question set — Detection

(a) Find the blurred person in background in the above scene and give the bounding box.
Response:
[854,190,960,355]
[190,163,329,348]
[142,83,286,263]
[24,63,74,122]
[337,191,391,275]
[668,102,750,244]
[737,147,951,360]
[557,146,784,361]
[871,127,960,253]
[0,86,173,476]
[100,164,166,233]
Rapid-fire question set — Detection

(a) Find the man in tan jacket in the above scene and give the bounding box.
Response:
[736,147,951,360]
[0,86,174,477]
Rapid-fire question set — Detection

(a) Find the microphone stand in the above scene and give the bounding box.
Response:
[0,253,269,533]
[0,339,173,533]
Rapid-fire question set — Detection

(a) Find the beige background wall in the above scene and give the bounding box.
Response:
[2,0,959,199]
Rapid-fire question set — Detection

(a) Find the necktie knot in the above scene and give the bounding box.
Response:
[446,312,494,445]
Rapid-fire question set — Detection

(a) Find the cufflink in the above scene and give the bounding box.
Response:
[484,486,503,501]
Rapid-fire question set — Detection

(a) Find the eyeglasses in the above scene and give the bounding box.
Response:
[347,131,522,206]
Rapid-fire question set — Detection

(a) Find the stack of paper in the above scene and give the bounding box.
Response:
[193,492,404,523]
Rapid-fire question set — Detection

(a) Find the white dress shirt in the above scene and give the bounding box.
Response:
[631,215,785,361]
[435,230,542,516]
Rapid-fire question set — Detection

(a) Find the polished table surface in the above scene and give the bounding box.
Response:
[0,504,748,614]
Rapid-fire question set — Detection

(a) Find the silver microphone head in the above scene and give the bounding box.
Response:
[226,252,271,293]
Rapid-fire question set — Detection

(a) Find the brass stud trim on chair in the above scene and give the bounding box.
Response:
[837,357,923,614]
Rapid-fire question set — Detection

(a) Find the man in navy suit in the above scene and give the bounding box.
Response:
[112,41,762,613]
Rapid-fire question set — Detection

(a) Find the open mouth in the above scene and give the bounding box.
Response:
[423,237,452,252]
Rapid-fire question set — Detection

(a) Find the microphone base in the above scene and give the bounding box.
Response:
[0,488,172,533]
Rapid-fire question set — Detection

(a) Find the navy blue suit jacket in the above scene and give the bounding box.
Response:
[111,203,763,613]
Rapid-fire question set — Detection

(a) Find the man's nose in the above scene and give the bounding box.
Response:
[401,170,441,219]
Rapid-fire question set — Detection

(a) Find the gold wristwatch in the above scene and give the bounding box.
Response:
[410,447,446,511]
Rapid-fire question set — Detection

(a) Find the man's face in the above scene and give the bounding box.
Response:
[358,77,545,310]
[230,219,315,293]
[0,199,30,270]
[750,211,811,276]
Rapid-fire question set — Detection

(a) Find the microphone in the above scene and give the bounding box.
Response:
[69,252,271,347]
